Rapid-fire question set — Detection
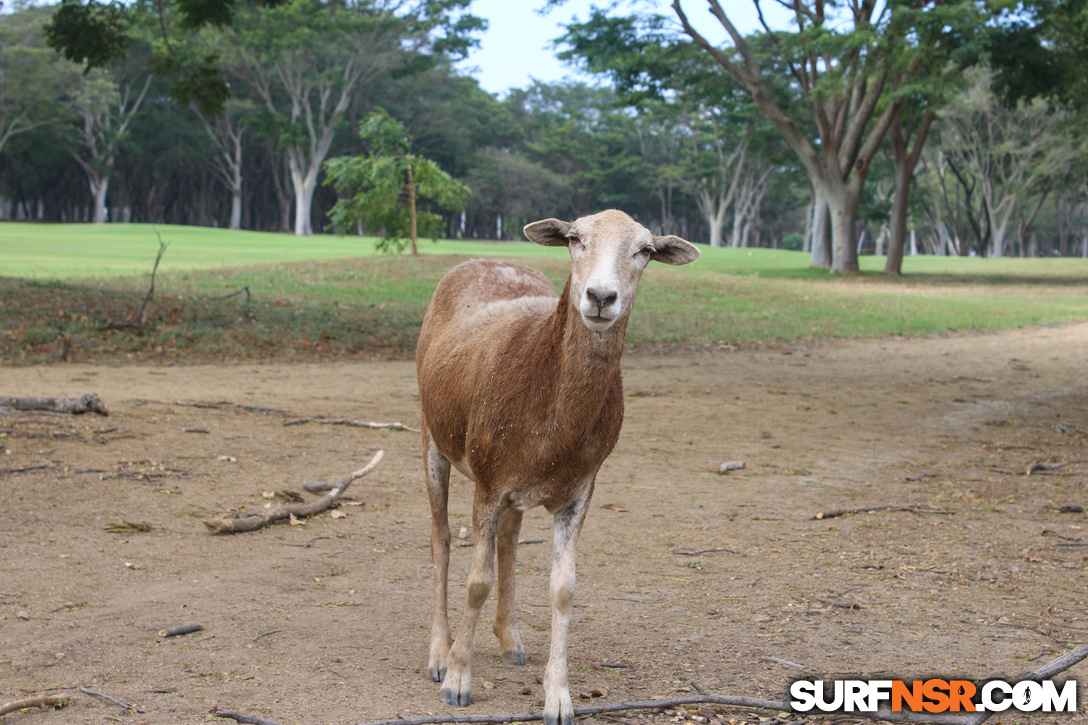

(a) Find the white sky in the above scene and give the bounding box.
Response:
[461,0,791,96]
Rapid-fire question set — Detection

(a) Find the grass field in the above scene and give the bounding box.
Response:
[2,222,1088,363]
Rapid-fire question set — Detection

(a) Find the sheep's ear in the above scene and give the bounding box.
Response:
[651,235,701,265]
[524,218,573,247]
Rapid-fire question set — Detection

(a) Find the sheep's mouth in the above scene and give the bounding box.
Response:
[580,311,617,331]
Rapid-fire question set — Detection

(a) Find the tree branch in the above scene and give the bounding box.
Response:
[203,450,384,534]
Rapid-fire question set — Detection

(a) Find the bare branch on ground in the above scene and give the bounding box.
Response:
[77,686,143,714]
[0,695,69,717]
[0,393,109,416]
[813,504,955,520]
[204,450,384,534]
[284,417,420,433]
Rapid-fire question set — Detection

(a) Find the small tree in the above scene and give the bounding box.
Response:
[325,108,469,254]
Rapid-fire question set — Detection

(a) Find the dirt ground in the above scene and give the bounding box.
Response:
[2,323,1087,725]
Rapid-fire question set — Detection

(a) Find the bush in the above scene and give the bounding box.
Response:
[782,233,804,251]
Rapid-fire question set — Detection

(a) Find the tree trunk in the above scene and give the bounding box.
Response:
[91,176,109,224]
[229,190,242,230]
[408,163,418,256]
[884,161,912,275]
[290,163,318,237]
[827,186,860,273]
[810,189,831,268]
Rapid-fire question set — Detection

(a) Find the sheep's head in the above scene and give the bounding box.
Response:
[524,209,700,332]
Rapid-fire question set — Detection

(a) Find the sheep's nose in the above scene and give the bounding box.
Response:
[586,287,617,310]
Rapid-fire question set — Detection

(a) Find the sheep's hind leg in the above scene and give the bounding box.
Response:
[494,506,525,665]
[440,498,502,708]
[425,434,453,683]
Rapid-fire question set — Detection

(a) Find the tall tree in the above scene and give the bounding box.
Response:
[193,99,253,229]
[670,0,923,272]
[0,4,72,161]
[216,0,481,236]
[66,64,152,223]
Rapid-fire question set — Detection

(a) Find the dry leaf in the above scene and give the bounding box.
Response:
[217,455,237,462]
[289,514,305,526]
[261,491,275,499]
[600,503,628,512]
[330,510,348,519]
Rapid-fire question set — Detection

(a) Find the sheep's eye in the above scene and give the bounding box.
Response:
[636,246,654,258]
[568,235,584,251]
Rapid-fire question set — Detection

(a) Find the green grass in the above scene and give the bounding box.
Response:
[2,221,1087,364]
[0,222,568,279]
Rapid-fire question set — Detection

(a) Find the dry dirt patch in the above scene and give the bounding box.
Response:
[2,324,1087,724]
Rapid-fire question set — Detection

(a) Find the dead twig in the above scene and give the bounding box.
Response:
[284,417,420,433]
[204,450,384,534]
[813,504,954,520]
[173,400,295,415]
[98,235,168,331]
[0,393,108,416]
[1026,460,1073,476]
[0,464,49,476]
[816,596,861,610]
[214,646,1088,725]
[962,646,1088,725]
[213,711,285,725]
[158,623,202,637]
[674,547,739,556]
[0,695,69,717]
[77,686,143,714]
[760,656,809,669]
[996,621,1083,645]
[212,285,251,303]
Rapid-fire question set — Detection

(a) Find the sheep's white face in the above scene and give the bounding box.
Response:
[524,209,701,332]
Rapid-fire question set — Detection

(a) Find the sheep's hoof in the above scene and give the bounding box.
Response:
[500,650,525,666]
[429,665,446,683]
[440,684,470,707]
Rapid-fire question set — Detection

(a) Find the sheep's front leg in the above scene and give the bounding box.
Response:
[494,506,525,665]
[440,500,502,707]
[425,435,453,683]
[544,485,592,725]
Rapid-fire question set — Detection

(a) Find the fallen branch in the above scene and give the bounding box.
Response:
[212,285,251,303]
[204,450,384,534]
[0,695,69,717]
[962,645,1088,725]
[77,686,143,714]
[1026,460,1075,476]
[213,711,284,725]
[0,464,49,476]
[174,400,295,415]
[813,504,954,520]
[674,547,739,556]
[0,393,108,416]
[213,646,1088,725]
[158,623,202,637]
[284,417,420,433]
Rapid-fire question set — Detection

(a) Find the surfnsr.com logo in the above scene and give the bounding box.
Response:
[789,678,1077,714]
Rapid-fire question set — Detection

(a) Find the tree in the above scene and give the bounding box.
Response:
[216,0,482,236]
[669,1,909,272]
[325,107,469,254]
[0,4,72,160]
[193,99,253,229]
[940,68,1075,257]
[66,64,152,223]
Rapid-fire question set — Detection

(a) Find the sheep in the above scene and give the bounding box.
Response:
[416,209,700,725]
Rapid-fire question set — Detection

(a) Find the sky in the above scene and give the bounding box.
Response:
[461,0,790,97]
